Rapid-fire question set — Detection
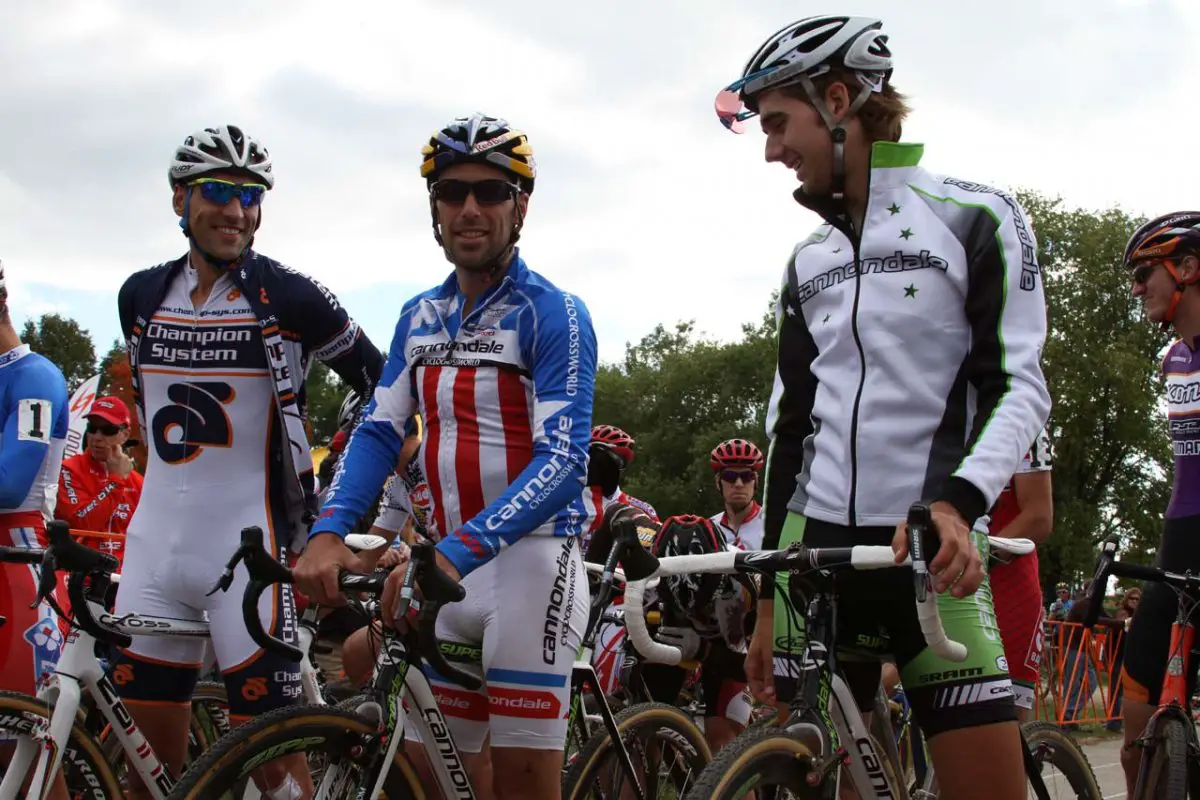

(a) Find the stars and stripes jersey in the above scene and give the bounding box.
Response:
[314,253,600,578]
[0,345,69,521]
[710,501,764,551]
[987,427,1052,533]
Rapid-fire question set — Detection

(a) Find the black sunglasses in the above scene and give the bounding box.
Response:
[1132,262,1166,285]
[431,179,519,206]
[87,421,122,437]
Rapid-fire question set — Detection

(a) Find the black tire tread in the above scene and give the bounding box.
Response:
[168,704,423,800]
[1140,715,1189,800]
[563,701,711,800]
[1020,720,1104,799]
[0,689,123,798]
[683,722,817,800]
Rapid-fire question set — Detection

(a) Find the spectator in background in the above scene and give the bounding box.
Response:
[1105,587,1142,732]
[1048,582,1073,621]
[1061,582,1123,728]
[56,395,143,567]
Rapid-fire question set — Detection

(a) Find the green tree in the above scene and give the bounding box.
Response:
[1021,191,1171,588]
[99,338,125,379]
[593,299,777,517]
[306,360,347,446]
[21,313,97,392]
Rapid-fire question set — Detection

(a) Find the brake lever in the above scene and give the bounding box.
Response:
[32,550,59,609]
[207,542,251,597]
[907,503,934,603]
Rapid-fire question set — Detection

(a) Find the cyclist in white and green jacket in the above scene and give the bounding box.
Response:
[718,15,1050,800]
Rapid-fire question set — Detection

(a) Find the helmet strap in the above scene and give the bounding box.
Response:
[1162,259,1193,331]
[798,74,875,203]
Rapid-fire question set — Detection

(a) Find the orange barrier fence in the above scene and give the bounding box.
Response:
[1035,620,1127,726]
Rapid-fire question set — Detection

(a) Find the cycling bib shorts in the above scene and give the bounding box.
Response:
[406,535,588,752]
[770,513,1015,737]
[989,550,1044,710]
[0,519,66,696]
[1122,515,1200,704]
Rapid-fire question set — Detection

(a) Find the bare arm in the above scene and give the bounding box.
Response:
[996,470,1053,544]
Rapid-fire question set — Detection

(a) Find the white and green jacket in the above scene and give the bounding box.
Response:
[763,142,1051,550]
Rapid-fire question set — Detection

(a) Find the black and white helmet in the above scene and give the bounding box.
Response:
[737,16,893,109]
[338,390,363,432]
[169,125,275,189]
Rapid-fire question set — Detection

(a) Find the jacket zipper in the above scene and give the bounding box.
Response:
[847,237,867,526]
[840,179,874,528]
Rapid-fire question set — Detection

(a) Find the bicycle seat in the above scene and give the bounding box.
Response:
[345,533,389,553]
[988,537,1035,556]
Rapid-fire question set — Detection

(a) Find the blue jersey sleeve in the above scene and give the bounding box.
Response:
[437,290,598,576]
[310,307,417,538]
[0,363,67,509]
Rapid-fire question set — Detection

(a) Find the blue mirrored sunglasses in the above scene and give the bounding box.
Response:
[189,178,267,208]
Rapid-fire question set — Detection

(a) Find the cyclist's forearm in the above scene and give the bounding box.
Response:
[994,508,1051,544]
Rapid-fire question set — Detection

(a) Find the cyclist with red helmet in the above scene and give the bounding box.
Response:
[584,424,658,695]
[588,424,659,523]
[1116,211,1200,794]
[708,439,765,550]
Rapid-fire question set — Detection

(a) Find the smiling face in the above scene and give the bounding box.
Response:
[758,89,833,192]
[1131,255,1200,324]
[173,170,262,262]
[432,162,529,272]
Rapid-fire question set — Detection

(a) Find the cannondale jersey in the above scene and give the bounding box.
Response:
[315,254,600,577]
[765,142,1050,539]
[130,266,283,536]
[0,346,69,520]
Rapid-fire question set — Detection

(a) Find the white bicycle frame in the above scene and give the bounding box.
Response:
[623,535,1034,800]
[331,560,629,799]
[328,635,475,800]
[0,596,324,800]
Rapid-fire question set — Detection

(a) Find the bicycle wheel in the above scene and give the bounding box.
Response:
[684,722,820,799]
[100,680,228,775]
[0,689,123,798]
[1020,721,1103,799]
[563,701,712,800]
[167,705,425,799]
[1138,715,1189,800]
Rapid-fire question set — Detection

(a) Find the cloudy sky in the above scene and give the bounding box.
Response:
[1,0,1194,365]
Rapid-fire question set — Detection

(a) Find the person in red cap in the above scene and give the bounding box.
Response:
[55,395,144,566]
